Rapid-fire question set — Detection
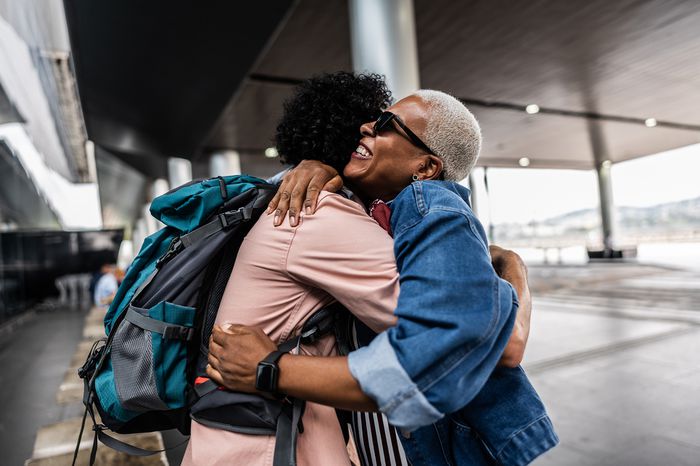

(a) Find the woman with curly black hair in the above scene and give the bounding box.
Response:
[183,71,406,466]
[266,72,393,227]
[275,71,393,174]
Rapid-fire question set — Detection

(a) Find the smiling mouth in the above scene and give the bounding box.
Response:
[352,143,373,160]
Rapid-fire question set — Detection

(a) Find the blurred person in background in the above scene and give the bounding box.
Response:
[93,263,119,307]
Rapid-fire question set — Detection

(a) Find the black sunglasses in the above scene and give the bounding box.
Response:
[373,111,437,156]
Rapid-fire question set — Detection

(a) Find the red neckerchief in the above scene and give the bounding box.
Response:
[369,199,392,237]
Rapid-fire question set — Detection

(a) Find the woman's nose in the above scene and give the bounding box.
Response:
[360,121,375,137]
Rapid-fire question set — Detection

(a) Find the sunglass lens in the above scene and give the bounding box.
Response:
[374,112,393,133]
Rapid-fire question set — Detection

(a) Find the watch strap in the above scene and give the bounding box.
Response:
[261,349,286,366]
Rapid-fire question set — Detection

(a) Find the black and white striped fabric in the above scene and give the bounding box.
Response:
[351,411,410,466]
[348,319,410,466]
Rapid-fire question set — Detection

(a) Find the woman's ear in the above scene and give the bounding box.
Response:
[417,155,444,181]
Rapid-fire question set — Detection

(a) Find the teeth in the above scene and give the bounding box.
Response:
[356,145,371,157]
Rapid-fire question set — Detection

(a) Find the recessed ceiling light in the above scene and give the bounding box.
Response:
[644,118,657,128]
[518,157,531,167]
[525,104,540,114]
[264,147,279,158]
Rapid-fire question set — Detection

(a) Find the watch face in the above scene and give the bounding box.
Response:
[256,362,278,392]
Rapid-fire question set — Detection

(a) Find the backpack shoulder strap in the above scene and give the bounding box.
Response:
[273,397,305,466]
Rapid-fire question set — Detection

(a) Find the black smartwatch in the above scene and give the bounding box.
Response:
[255,350,286,397]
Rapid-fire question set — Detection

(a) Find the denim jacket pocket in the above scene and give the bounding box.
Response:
[448,417,497,466]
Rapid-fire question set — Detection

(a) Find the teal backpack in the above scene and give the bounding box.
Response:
[74,175,340,466]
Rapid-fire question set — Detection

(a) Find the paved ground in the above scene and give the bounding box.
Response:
[3,261,699,465]
[0,308,84,466]
[525,263,700,466]
[0,306,170,466]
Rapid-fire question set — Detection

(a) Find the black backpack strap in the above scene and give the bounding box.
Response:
[72,375,107,466]
[96,426,189,458]
[132,267,158,300]
[278,335,301,353]
[73,390,188,465]
[272,397,306,466]
[332,309,354,356]
[189,303,346,466]
[72,396,90,466]
[73,339,106,465]
[268,304,345,465]
[179,207,253,248]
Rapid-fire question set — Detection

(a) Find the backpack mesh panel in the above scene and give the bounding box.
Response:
[199,239,239,358]
[112,311,169,412]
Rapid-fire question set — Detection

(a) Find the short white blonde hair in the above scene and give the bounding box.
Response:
[414,90,481,182]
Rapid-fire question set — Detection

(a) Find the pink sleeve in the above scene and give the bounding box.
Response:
[285,192,399,332]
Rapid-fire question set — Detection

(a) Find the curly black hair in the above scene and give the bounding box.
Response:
[275,71,392,174]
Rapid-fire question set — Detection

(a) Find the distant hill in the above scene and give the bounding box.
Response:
[493,196,700,243]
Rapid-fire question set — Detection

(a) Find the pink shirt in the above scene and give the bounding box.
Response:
[182,192,400,466]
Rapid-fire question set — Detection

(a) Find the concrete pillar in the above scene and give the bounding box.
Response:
[595,160,616,253]
[468,171,479,218]
[144,178,170,233]
[587,118,616,255]
[349,0,420,100]
[152,178,170,199]
[167,157,192,189]
[483,167,495,242]
[209,150,241,177]
[142,204,158,236]
[85,140,98,183]
[133,218,148,255]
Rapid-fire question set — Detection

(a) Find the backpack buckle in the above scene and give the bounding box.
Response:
[218,212,231,228]
[219,208,252,229]
[157,238,183,268]
[299,306,338,345]
[92,423,107,432]
[300,326,320,344]
[163,325,194,341]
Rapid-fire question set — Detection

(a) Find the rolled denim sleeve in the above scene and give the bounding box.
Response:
[348,332,443,428]
[348,182,518,431]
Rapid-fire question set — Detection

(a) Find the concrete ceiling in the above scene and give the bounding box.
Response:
[64,0,295,178]
[204,0,700,177]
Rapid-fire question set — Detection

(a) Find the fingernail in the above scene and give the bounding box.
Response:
[267,206,273,214]
[305,206,311,215]
[273,213,280,225]
[290,215,297,227]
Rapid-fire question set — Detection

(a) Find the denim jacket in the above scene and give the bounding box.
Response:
[348,181,558,465]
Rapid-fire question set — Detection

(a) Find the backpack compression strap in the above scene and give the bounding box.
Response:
[193,304,343,466]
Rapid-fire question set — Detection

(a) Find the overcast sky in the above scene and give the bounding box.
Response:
[466,143,700,225]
